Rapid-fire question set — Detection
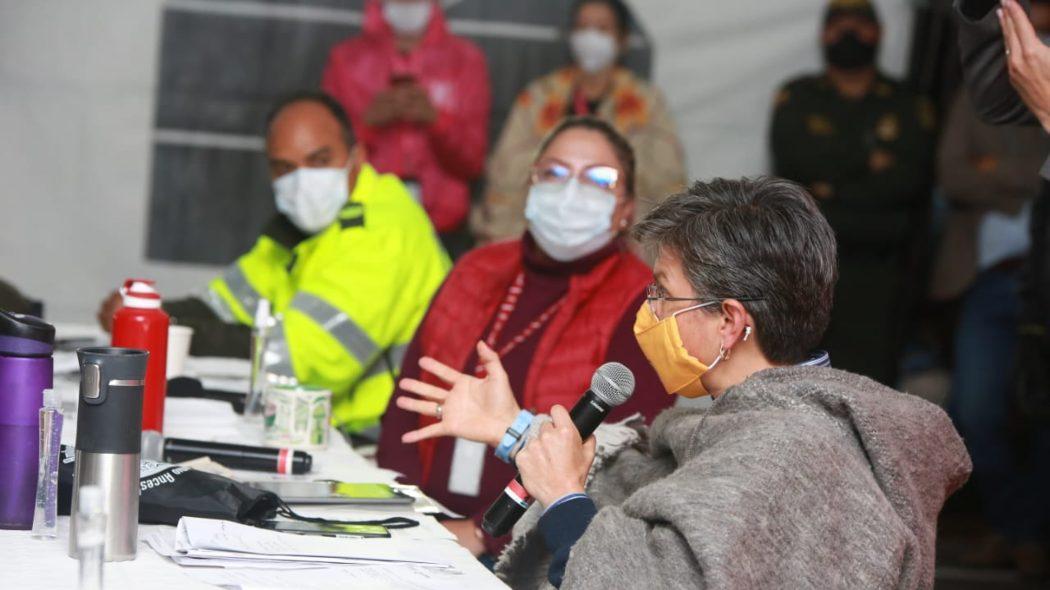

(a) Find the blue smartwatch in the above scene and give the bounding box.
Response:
[495,410,535,463]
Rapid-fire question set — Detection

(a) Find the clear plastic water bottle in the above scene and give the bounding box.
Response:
[245,299,273,416]
[75,485,105,590]
[31,388,63,539]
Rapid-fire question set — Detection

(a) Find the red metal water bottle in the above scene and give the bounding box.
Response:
[111,279,169,433]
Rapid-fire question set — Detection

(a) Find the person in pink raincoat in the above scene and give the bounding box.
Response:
[322,0,491,251]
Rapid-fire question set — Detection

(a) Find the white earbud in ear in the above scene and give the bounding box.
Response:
[743,326,752,341]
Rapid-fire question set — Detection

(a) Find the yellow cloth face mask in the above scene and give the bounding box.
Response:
[633,301,714,398]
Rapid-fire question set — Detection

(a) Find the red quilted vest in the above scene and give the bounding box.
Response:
[415,239,652,484]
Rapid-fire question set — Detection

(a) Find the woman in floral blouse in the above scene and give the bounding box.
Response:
[472,0,687,243]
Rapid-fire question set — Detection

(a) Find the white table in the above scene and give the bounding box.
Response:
[1,326,507,589]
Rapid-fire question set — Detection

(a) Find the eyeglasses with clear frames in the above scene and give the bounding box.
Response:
[646,283,765,322]
[530,158,620,193]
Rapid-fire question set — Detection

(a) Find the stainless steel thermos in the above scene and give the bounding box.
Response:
[69,347,148,562]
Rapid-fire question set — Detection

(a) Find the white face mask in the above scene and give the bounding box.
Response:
[525,178,617,262]
[273,162,350,235]
[383,1,432,36]
[570,29,618,74]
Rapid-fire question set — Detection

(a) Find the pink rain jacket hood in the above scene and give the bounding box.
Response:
[322,0,491,232]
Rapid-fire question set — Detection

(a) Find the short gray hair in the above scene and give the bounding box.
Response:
[633,177,838,364]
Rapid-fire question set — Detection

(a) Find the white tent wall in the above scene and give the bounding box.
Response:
[0,0,914,322]
[0,0,215,322]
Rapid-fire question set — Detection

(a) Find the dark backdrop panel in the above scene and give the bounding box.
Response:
[147,0,652,264]
[154,11,352,135]
[149,145,275,264]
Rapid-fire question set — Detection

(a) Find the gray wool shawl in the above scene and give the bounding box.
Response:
[495,366,972,590]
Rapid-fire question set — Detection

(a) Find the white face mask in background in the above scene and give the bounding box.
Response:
[570,29,619,74]
[383,1,432,36]
[272,162,351,235]
[525,178,617,262]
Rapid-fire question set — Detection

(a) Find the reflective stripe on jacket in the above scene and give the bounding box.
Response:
[207,164,450,431]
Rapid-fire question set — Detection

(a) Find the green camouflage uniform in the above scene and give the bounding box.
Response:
[771,73,936,385]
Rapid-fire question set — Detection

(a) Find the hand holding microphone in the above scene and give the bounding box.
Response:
[481,363,634,536]
[398,345,635,537]
[514,405,597,507]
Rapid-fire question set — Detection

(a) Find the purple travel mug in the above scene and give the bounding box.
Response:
[0,311,55,530]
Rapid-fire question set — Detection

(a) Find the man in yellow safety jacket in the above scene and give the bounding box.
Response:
[98,92,450,433]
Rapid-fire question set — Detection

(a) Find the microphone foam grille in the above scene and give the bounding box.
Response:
[590,362,635,407]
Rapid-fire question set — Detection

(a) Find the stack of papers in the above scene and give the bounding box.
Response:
[146,517,509,590]
[179,563,484,590]
[147,517,459,569]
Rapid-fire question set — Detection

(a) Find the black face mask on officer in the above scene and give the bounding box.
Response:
[824,30,877,70]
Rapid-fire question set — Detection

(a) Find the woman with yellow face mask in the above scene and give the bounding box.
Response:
[633,285,759,398]
[395,177,971,589]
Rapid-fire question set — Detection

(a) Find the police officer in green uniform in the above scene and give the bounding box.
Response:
[770,0,935,386]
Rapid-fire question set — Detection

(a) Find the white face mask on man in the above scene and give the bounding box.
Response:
[570,28,619,74]
[383,0,432,36]
[525,178,617,262]
[272,160,351,235]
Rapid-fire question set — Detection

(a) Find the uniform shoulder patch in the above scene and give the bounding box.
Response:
[339,202,365,230]
[806,114,836,137]
[875,113,900,141]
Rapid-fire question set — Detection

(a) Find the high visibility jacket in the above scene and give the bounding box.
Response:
[206,164,450,432]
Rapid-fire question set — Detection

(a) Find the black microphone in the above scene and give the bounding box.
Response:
[163,438,313,475]
[481,362,635,537]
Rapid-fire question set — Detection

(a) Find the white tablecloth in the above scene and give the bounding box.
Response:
[2,326,506,589]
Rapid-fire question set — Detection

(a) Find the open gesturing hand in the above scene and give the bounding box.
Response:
[397,341,521,447]
[1001,0,1050,132]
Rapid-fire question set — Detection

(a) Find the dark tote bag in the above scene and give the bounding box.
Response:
[57,445,279,525]
[57,445,420,529]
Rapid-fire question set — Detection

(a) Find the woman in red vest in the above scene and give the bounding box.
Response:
[377,116,672,559]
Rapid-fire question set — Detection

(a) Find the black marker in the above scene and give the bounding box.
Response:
[163,438,312,475]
